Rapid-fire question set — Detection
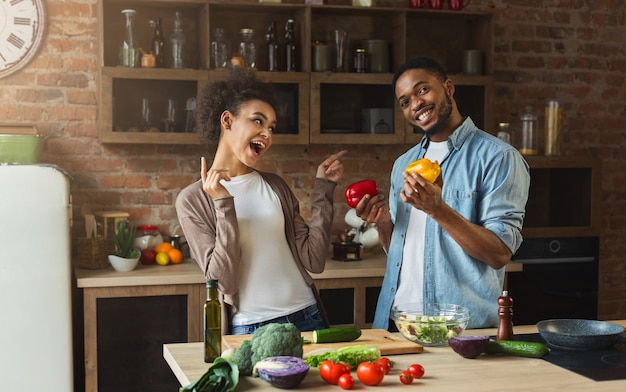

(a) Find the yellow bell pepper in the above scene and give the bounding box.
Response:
[405,158,441,183]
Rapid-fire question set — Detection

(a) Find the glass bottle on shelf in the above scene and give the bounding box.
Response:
[284,19,296,71]
[266,21,278,72]
[211,27,231,69]
[204,279,221,363]
[238,28,257,69]
[150,17,165,68]
[519,105,538,155]
[119,9,140,67]
[168,11,186,69]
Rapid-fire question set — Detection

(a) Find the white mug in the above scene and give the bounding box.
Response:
[345,208,366,229]
[359,225,379,248]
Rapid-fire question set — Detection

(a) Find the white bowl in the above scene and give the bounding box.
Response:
[108,255,140,272]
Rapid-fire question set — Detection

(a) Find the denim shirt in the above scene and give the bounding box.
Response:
[373,118,530,329]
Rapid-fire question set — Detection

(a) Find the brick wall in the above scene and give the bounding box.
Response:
[1,1,624,320]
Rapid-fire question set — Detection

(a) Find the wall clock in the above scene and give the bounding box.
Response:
[0,0,47,79]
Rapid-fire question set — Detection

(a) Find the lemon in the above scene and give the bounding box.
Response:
[156,252,170,266]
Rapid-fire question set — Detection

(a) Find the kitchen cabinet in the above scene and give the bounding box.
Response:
[98,0,494,145]
[74,261,206,392]
[522,156,601,238]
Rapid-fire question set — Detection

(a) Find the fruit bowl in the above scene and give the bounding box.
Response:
[392,303,470,346]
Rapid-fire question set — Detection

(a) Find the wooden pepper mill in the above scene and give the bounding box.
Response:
[497,290,514,341]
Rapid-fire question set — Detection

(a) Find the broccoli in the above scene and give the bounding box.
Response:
[250,323,304,364]
[231,339,254,376]
[230,323,304,377]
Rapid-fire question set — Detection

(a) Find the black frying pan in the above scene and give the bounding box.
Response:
[536,319,626,351]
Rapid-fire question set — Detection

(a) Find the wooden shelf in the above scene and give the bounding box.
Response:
[98,1,494,144]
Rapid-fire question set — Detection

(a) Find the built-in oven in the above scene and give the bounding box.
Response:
[506,237,599,326]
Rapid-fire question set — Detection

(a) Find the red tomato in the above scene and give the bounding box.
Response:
[319,360,351,385]
[399,370,414,385]
[356,361,385,386]
[376,357,393,375]
[338,373,354,390]
[408,363,425,379]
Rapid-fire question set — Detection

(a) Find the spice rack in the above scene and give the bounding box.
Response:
[98,0,495,145]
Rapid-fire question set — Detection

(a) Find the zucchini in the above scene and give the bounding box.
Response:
[485,340,550,358]
[312,326,362,344]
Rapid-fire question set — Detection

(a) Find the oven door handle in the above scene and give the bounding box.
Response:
[512,256,595,265]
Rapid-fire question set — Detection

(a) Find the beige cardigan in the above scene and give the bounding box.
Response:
[175,171,337,334]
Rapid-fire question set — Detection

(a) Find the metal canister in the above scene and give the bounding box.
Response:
[354,48,367,73]
[312,41,331,72]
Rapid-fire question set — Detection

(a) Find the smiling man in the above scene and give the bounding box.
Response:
[355,57,531,329]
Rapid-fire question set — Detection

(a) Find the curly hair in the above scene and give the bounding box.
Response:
[196,66,278,143]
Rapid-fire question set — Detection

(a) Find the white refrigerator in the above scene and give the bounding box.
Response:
[0,164,74,390]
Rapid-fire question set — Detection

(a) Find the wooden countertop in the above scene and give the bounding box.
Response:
[164,321,626,391]
[311,252,522,280]
[75,252,522,288]
[74,259,205,288]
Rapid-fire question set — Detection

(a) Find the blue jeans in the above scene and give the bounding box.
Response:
[231,304,325,335]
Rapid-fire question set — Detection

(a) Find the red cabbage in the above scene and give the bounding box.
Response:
[448,335,490,359]
[254,356,309,389]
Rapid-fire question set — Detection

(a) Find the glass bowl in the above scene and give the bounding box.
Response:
[392,303,470,346]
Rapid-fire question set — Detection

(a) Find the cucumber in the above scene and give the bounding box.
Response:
[312,327,362,344]
[485,340,550,358]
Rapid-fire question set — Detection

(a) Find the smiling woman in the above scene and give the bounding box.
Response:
[175,65,348,335]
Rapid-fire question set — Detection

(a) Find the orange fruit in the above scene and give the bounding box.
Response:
[155,242,173,254]
[155,252,170,266]
[167,248,183,264]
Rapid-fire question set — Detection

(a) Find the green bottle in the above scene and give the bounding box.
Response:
[204,279,221,363]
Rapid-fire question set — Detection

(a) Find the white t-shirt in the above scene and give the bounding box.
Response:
[394,140,449,310]
[222,171,316,325]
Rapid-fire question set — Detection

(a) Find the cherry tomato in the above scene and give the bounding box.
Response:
[408,363,425,379]
[356,361,385,386]
[319,360,351,385]
[337,373,355,390]
[376,357,393,374]
[399,370,414,385]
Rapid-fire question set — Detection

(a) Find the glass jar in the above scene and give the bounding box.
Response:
[134,224,163,250]
[544,99,563,156]
[119,9,140,67]
[168,11,186,69]
[211,27,231,69]
[354,48,367,73]
[238,28,257,68]
[496,122,512,145]
[519,105,538,155]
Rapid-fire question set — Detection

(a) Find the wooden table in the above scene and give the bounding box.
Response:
[164,320,626,391]
[75,260,206,392]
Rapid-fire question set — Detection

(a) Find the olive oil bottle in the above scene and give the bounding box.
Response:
[204,279,221,363]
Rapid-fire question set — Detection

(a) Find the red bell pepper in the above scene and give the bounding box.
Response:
[345,180,379,208]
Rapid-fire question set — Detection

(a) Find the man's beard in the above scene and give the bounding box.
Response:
[413,94,453,138]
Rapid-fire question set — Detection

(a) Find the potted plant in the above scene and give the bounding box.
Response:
[108,221,140,272]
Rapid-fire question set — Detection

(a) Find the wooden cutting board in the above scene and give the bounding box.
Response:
[222,328,423,356]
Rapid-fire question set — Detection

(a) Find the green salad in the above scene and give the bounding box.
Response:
[395,314,464,345]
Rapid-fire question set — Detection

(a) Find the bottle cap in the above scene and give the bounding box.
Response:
[207,279,218,288]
